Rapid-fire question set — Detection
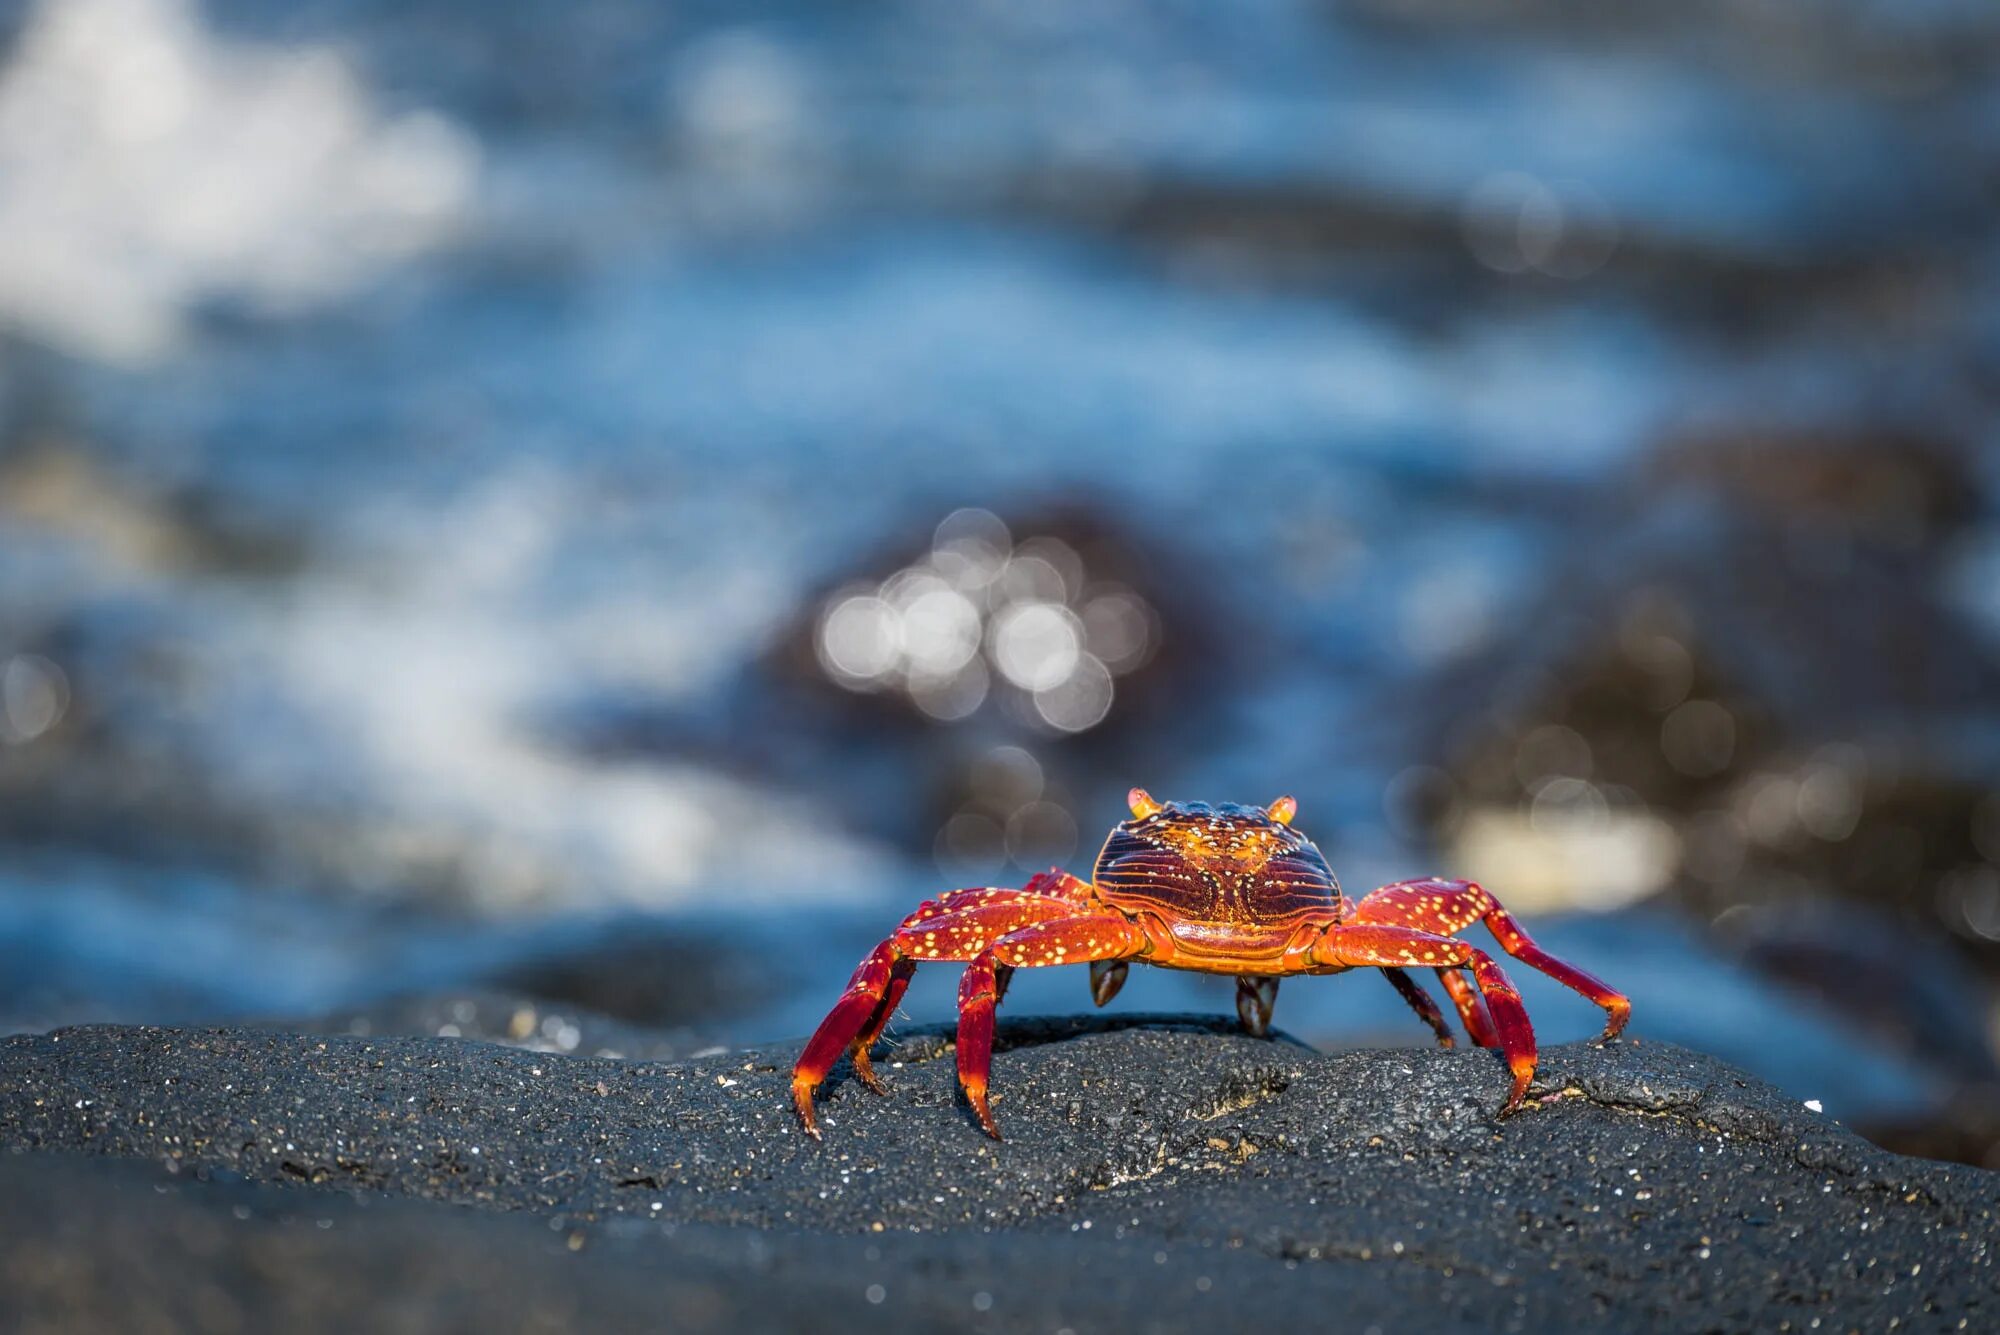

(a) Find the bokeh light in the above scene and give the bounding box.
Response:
[0,654,68,744]
[810,508,1157,738]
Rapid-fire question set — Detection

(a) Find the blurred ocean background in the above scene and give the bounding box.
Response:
[3,0,1999,1162]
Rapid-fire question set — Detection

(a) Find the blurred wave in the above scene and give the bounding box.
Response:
[0,0,476,362]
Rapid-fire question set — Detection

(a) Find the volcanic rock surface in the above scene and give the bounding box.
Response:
[0,1016,1993,1332]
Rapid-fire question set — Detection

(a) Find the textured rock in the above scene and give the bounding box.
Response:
[0,1016,1993,1332]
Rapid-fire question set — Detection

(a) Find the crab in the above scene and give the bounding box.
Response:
[792,790,1630,1139]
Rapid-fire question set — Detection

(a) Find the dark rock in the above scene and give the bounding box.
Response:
[0,1017,1994,1331]
[493,926,774,1030]
[0,1149,963,1335]
[271,987,711,1063]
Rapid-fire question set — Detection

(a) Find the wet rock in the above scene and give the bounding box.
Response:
[273,988,709,1063]
[1715,901,2000,1086]
[0,1018,1993,1331]
[1644,430,1985,549]
[492,922,774,1030]
[1867,1083,2000,1176]
[1420,509,2000,831]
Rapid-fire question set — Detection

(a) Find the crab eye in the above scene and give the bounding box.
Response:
[1267,795,1297,825]
[1127,787,1162,820]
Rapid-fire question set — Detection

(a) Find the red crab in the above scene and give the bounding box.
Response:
[793,790,1630,1139]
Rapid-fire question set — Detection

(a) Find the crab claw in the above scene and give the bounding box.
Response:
[1127,787,1162,819]
[1267,795,1297,825]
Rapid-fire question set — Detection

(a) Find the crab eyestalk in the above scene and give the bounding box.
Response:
[1127,787,1162,820]
[1267,795,1297,825]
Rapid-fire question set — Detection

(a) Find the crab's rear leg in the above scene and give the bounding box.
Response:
[1436,967,1499,1048]
[791,891,1084,1137]
[956,915,1149,1138]
[1351,879,1630,1040]
[1314,924,1537,1114]
[1381,968,1455,1047]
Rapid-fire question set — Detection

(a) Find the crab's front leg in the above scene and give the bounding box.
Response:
[791,886,1086,1138]
[840,886,1073,1091]
[956,915,1150,1139]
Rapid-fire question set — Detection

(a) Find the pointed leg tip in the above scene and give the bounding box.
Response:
[964,1085,1000,1139]
[851,1055,890,1096]
[1497,1066,1535,1119]
[792,1081,825,1138]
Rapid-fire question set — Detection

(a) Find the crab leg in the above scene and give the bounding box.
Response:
[1236,976,1280,1037]
[792,890,1091,1136]
[844,956,916,1093]
[1482,905,1630,1039]
[1436,967,1499,1048]
[1088,959,1129,1007]
[1351,878,1630,1040]
[1313,924,1537,1114]
[956,916,1150,1138]
[1381,968,1455,1047]
[901,886,1081,932]
[838,889,1083,1090]
[793,939,906,1133]
[1019,867,1095,901]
